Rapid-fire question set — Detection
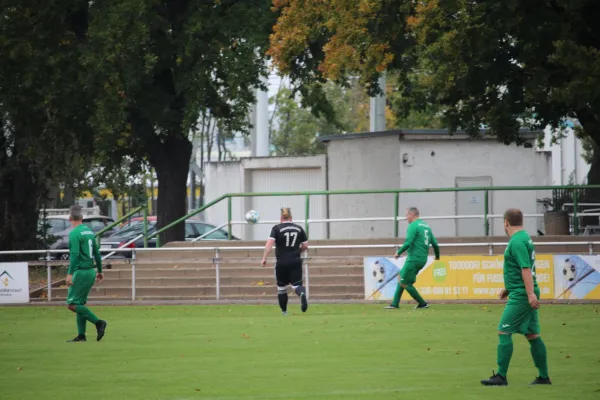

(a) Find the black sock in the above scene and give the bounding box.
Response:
[294,286,305,297]
[278,293,288,312]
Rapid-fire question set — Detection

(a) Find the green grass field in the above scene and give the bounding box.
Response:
[1,304,599,400]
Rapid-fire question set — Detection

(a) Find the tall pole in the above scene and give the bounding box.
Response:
[369,74,386,132]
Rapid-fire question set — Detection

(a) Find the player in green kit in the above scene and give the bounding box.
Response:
[481,208,551,386]
[65,205,108,342]
[385,207,440,309]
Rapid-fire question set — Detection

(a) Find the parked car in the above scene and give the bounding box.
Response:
[46,215,116,260]
[99,219,238,258]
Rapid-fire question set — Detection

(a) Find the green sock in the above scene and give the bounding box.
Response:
[529,337,549,378]
[497,334,513,377]
[77,314,87,336]
[391,284,404,307]
[405,285,426,305]
[75,305,99,325]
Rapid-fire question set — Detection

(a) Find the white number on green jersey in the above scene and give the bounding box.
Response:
[424,230,429,246]
[531,250,536,277]
[284,232,298,247]
[88,239,93,256]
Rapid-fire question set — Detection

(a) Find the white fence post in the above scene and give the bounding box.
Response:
[215,248,221,300]
[46,250,51,301]
[131,249,136,301]
[303,250,310,300]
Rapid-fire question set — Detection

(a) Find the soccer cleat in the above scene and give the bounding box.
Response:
[481,371,508,386]
[282,311,288,316]
[300,292,308,313]
[530,377,552,385]
[384,305,399,309]
[414,303,429,309]
[95,320,107,342]
[67,335,86,342]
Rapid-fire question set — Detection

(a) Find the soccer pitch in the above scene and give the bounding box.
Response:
[1,304,598,400]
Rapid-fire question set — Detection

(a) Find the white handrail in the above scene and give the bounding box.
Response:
[5,241,599,256]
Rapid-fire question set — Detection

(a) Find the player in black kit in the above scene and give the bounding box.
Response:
[261,207,309,315]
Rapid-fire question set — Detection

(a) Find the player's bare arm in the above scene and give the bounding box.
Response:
[261,238,275,267]
[498,288,508,300]
[522,268,540,309]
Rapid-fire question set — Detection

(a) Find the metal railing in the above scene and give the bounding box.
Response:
[4,240,599,303]
[150,184,600,245]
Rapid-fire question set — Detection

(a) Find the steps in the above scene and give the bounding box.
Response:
[31,236,595,303]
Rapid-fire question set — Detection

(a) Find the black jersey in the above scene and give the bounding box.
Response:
[269,222,308,261]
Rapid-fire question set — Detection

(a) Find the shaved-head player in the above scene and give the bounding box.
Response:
[261,208,309,315]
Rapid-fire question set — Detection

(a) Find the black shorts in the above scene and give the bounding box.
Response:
[275,260,303,288]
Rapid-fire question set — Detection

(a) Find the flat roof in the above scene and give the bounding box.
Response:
[318,128,542,143]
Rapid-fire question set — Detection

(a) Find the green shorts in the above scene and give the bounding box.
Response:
[67,269,96,305]
[400,260,426,286]
[498,292,541,335]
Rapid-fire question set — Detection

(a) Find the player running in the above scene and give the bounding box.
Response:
[65,205,108,342]
[385,207,440,309]
[261,207,309,315]
[481,209,551,386]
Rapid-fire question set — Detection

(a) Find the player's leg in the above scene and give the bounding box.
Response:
[275,264,289,315]
[66,280,87,342]
[386,277,403,309]
[402,262,428,308]
[67,269,107,342]
[526,308,551,385]
[290,261,308,312]
[481,300,530,386]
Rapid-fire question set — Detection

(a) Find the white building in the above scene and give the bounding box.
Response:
[321,129,551,238]
[538,123,590,185]
[203,129,554,240]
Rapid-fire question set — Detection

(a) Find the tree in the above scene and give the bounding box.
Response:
[84,0,275,244]
[269,87,328,156]
[0,1,95,251]
[269,1,600,192]
[269,75,446,157]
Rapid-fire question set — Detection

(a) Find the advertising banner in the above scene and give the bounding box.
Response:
[364,255,554,301]
[0,262,30,304]
[554,255,600,300]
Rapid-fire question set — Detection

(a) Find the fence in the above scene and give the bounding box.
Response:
[149,184,600,244]
[2,240,599,303]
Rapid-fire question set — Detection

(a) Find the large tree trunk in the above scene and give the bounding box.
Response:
[0,164,41,253]
[577,110,600,229]
[151,135,192,245]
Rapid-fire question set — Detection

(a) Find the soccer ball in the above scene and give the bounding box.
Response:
[372,261,386,283]
[245,210,260,224]
[563,259,577,282]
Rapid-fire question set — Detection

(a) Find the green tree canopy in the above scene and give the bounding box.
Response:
[269,0,600,190]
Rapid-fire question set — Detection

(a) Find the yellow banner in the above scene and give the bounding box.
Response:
[415,255,555,300]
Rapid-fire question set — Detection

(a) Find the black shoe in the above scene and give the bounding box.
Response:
[67,335,86,342]
[481,371,508,386]
[530,376,552,385]
[414,303,429,309]
[300,292,308,313]
[96,320,107,342]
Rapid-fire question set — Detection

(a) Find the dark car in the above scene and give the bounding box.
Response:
[45,216,116,260]
[99,219,238,258]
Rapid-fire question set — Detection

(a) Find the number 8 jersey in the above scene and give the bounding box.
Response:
[269,222,308,262]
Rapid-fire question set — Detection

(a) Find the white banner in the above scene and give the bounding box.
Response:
[0,263,30,304]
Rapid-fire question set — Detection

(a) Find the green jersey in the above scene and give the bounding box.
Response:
[396,219,440,262]
[503,230,537,296]
[68,224,102,275]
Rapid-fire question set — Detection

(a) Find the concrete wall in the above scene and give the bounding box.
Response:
[327,135,400,239]
[204,156,327,240]
[326,134,552,239]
